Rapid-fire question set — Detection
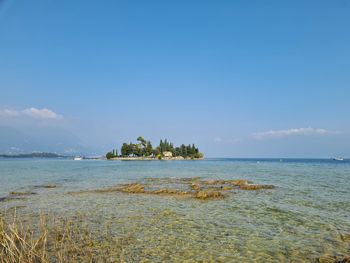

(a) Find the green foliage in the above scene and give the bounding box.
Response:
[106,151,115,159]
[194,152,204,159]
[106,149,119,159]
[153,148,160,156]
[121,143,127,156]
[133,144,142,157]
[145,141,153,156]
[137,136,146,147]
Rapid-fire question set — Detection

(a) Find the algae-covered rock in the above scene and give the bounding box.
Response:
[317,254,350,263]
[194,191,225,200]
[340,233,350,242]
[179,177,202,182]
[9,191,37,196]
[120,184,145,193]
[228,179,250,186]
[0,196,28,202]
[190,183,201,190]
[202,179,226,185]
[150,189,189,196]
[318,254,336,263]
[91,187,119,194]
[201,179,250,186]
[35,184,57,189]
[43,184,57,188]
[69,177,275,202]
[239,184,274,190]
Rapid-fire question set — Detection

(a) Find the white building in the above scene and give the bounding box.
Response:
[163,151,173,158]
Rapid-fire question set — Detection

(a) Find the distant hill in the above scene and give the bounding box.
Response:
[0,152,64,158]
[0,126,87,155]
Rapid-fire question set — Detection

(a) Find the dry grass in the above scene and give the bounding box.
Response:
[0,211,125,263]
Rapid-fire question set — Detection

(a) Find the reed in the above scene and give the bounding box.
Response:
[0,211,124,263]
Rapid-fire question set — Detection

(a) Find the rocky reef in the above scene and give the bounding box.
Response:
[1,184,57,204]
[239,184,275,190]
[120,183,145,193]
[194,190,225,200]
[35,184,57,189]
[71,177,275,201]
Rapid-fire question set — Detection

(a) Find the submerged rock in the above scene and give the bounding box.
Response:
[239,184,275,190]
[202,179,227,185]
[194,191,225,200]
[120,184,145,193]
[201,179,250,186]
[340,233,350,242]
[34,184,57,189]
[119,184,190,197]
[145,177,201,184]
[9,191,37,196]
[150,189,190,196]
[91,187,119,194]
[42,184,57,188]
[190,183,201,190]
[228,179,250,186]
[317,254,350,263]
[69,177,274,201]
[0,196,28,202]
[116,183,226,200]
[0,197,8,202]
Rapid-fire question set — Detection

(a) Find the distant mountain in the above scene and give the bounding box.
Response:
[0,126,87,154]
[0,152,64,158]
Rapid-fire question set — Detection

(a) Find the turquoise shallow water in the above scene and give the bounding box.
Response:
[0,158,349,261]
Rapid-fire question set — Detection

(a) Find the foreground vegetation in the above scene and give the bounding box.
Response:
[106,136,204,159]
[0,212,125,263]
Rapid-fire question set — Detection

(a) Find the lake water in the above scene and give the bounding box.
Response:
[1,158,349,262]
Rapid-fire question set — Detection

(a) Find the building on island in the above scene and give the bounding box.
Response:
[163,151,173,158]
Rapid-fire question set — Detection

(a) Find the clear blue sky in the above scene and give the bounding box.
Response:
[1,0,349,157]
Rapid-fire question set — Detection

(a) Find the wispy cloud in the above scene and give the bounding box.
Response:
[22,108,63,120]
[0,109,21,117]
[0,107,63,120]
[252,127,340,139]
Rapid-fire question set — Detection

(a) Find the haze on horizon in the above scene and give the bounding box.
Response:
[0,0,349,158]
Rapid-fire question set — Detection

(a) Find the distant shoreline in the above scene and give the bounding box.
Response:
[0,153,63,158]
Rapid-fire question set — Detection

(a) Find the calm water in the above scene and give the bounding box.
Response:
[1,158,349,261]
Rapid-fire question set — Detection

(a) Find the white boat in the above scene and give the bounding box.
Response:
[332,157,344,161]
[73,156,83,161]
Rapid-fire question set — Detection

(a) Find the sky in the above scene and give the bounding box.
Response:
[0,0,349,157]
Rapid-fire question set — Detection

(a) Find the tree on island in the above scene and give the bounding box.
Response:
[106,136,203,159]
[146,141,153,156]
[106,148,118,159]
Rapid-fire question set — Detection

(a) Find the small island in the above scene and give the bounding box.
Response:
[106,136,204,160]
